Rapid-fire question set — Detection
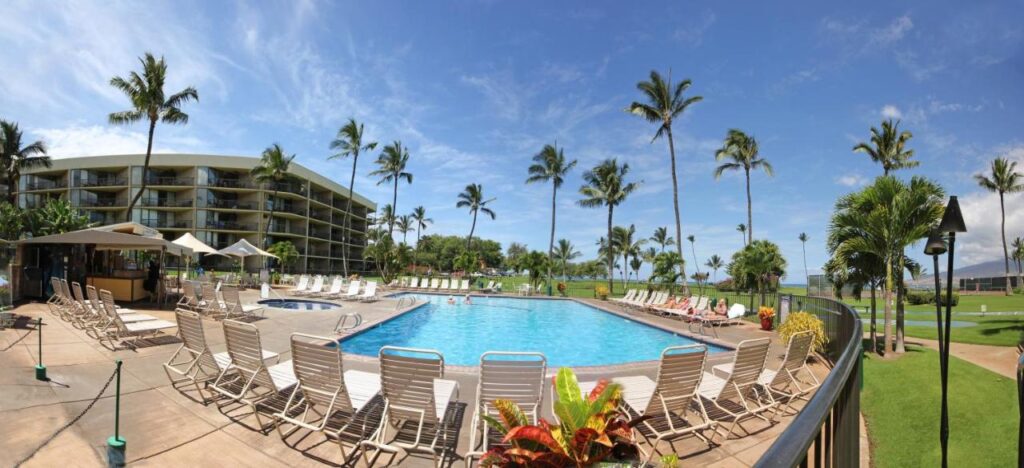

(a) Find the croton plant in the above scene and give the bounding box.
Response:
[479,368,646,467]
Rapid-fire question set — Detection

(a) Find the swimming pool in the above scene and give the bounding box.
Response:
[258,299,341,311]
[340,293,727,367]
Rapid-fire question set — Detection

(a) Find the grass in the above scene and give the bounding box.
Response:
[861,343,1017,467]
[849,294,1024,347]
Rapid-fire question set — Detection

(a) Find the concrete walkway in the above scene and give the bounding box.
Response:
[906,338,1019,379]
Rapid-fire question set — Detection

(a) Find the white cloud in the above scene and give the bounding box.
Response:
[460,71,528,121]
[836,173,869,187]
[870,15,913,46]
[32,125,204,158]
[957,190,1024,265]
[673,10,716,46]
[880,105,903,119]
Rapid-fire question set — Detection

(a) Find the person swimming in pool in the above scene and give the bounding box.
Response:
[447,295,456,305]
[464,294,472,305]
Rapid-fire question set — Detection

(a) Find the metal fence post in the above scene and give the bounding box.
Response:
[107,360,125,467]
[35,317,47,381]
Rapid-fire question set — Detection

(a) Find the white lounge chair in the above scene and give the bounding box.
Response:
[338,281,362,301]
[480,281,496,293]
[613,345,716,464]
[315,276,345,298]
[218,286,265,320]
[96,290,177,349]
[714,331,819,416]
[362,346,460,467]
[612,289,637,304]
[460,279,470,292]
[467,352,547,463]
[356,282,379,302]
[439,279,450,291]
[274,333,382,464]
[428,278,440,290]
[177,280,201,311]
[290,275,310,295]
[698,338,775,439]
[296,276,324,297]
[211,319,298,432]
[164,309,278,403]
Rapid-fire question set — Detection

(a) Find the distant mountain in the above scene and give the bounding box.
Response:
[908,259,1012,287]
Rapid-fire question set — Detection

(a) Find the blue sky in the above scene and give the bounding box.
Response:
[2,0,1022,280]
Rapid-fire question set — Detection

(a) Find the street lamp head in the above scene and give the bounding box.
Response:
[924,230,947,255]
[938,196,967,234]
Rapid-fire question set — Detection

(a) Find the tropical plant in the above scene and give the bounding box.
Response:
[30,199,93,235]
[456,183,496,250]
[454,251,480,274]
[686,234,701,276]
[411,205,432,247]
[778,311,828,354]
[974,157,1023,295]
[0,201,25,240]
[0,120,51,203]
[395,214,413,244]
[705,254,724,283]
[478,368,641,467]
[526,143,577,283]
[363,235,411,284]
[714,129,774,244]
[328,118,377,276]
[416,234,505,272]
[108,53,198,221]
[1013,237,1024,288]
[828,176,944,355]
[628,70,701,293]
[824,240,885,349]
[506,242,528,274]
[552,239,581,280]
[266,240,299,273]
[798,232,809,290]
[369,141,413,237]
[578,159,640,295]
[518,250,550,293]
[737,223,747,247]
[375,204,395,232]
[629,256,643,284]
[250,144,296,264]
[727,239,787,307]
[852,119,918,176]
[652,252,684,293]
[612,224,645,287]
[649,226,673,253]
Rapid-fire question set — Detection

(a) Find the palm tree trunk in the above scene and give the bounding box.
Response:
[341,155,358,277]
[126,119,157,221]
[801,242,808,293]
[1000,192,1012,295]
[622,252,629,289]
[895,253,906,354]
[467,210,478,250]
[870,281,877,353]
[548,184,556,288]
[607,206,614,295]
[263,189,279,271]
[390,178,398,238]
[883,256,894,357]
[665,127,688,295]
[745,167,753,244]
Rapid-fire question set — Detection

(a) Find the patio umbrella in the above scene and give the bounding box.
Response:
[217,238,278,274]
[172,233,226,279]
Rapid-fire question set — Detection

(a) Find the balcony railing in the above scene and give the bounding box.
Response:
[206,178,254,189]
[310,210,331,221]
[23,180,67,191]
[140,219,192,229]
[268,202,302,212]
[309,228,330,239]
[204,199,257,210]
[755,294,862,467]
[78,176,127,187]
[79,198,126,207]
[138,198,194,208]
[308,247,330,257]
[204,220,256,231]
[311,194,333,205]
[269,224,306,235]
[267,182,306,195]
[144,176,194,186]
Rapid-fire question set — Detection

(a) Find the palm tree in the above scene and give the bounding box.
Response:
[250,144,296,265]
[628,70,701,292]
[612,224,645,287]
[852,119,918,176]
[737,223,747,247]
[974,157,1023,295]
[799,232,809,292]
[0,121,51,203]
[686,234,701,276]
[108,53,198,221]
[829,176,944,355]
[456,183,496,249]
[579,159,640,294]
[375,204,395,231]
[714,129,774,244]
[552,238,581,279]
[328,118,377,276]
[526,143,577,283]
[411,205,432,247]
[705,254,724,283]
[396,215,413,244]
[630,256,643,285]
[369,141,412,238]
[650,226,674,253]
[1013,237,1024,289]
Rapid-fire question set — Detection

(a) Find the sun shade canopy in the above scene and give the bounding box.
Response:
[19,223,193,256]
[217,238,278,259]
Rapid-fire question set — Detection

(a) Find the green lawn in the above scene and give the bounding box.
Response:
[849,294,1024,347]
[861,344,1017,467]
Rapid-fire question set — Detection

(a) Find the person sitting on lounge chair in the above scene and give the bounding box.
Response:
[663,296,678,308]
[714,298,728,316]
[676,296,691,311]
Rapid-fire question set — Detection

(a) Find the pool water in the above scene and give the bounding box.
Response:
[258,299,341,311]
[340,293,726,367]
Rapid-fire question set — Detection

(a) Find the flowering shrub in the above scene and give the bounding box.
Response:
[757,306,775,320]
[778,311,828,353]
[595,285,609,299]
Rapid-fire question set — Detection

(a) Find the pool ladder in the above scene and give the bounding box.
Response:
[394,296,417,310]
[334,313,363,334]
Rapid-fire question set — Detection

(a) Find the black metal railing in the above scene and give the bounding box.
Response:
[79,198,126,207]
[140,219,192,229]
[755,294,862,467]
[267,182,305,195]
[204,221,256,231]
[144,176,193,186]
[204,199,257,210]
[205,178,253,189]
[23,180,67,191]
[79,176,127,187]
[309,228,330,239]
[269,224,305,235]
[138,198,193,208]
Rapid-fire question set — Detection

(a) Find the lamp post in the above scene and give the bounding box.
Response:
[933,195,967,468]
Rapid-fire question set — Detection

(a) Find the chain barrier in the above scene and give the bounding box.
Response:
[13,364,120,468]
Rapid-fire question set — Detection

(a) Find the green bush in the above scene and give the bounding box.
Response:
[778,311,828,354]
[906,290,959,306]
[715,278,735,292]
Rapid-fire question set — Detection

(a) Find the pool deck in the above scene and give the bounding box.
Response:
[0,287,829,467]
